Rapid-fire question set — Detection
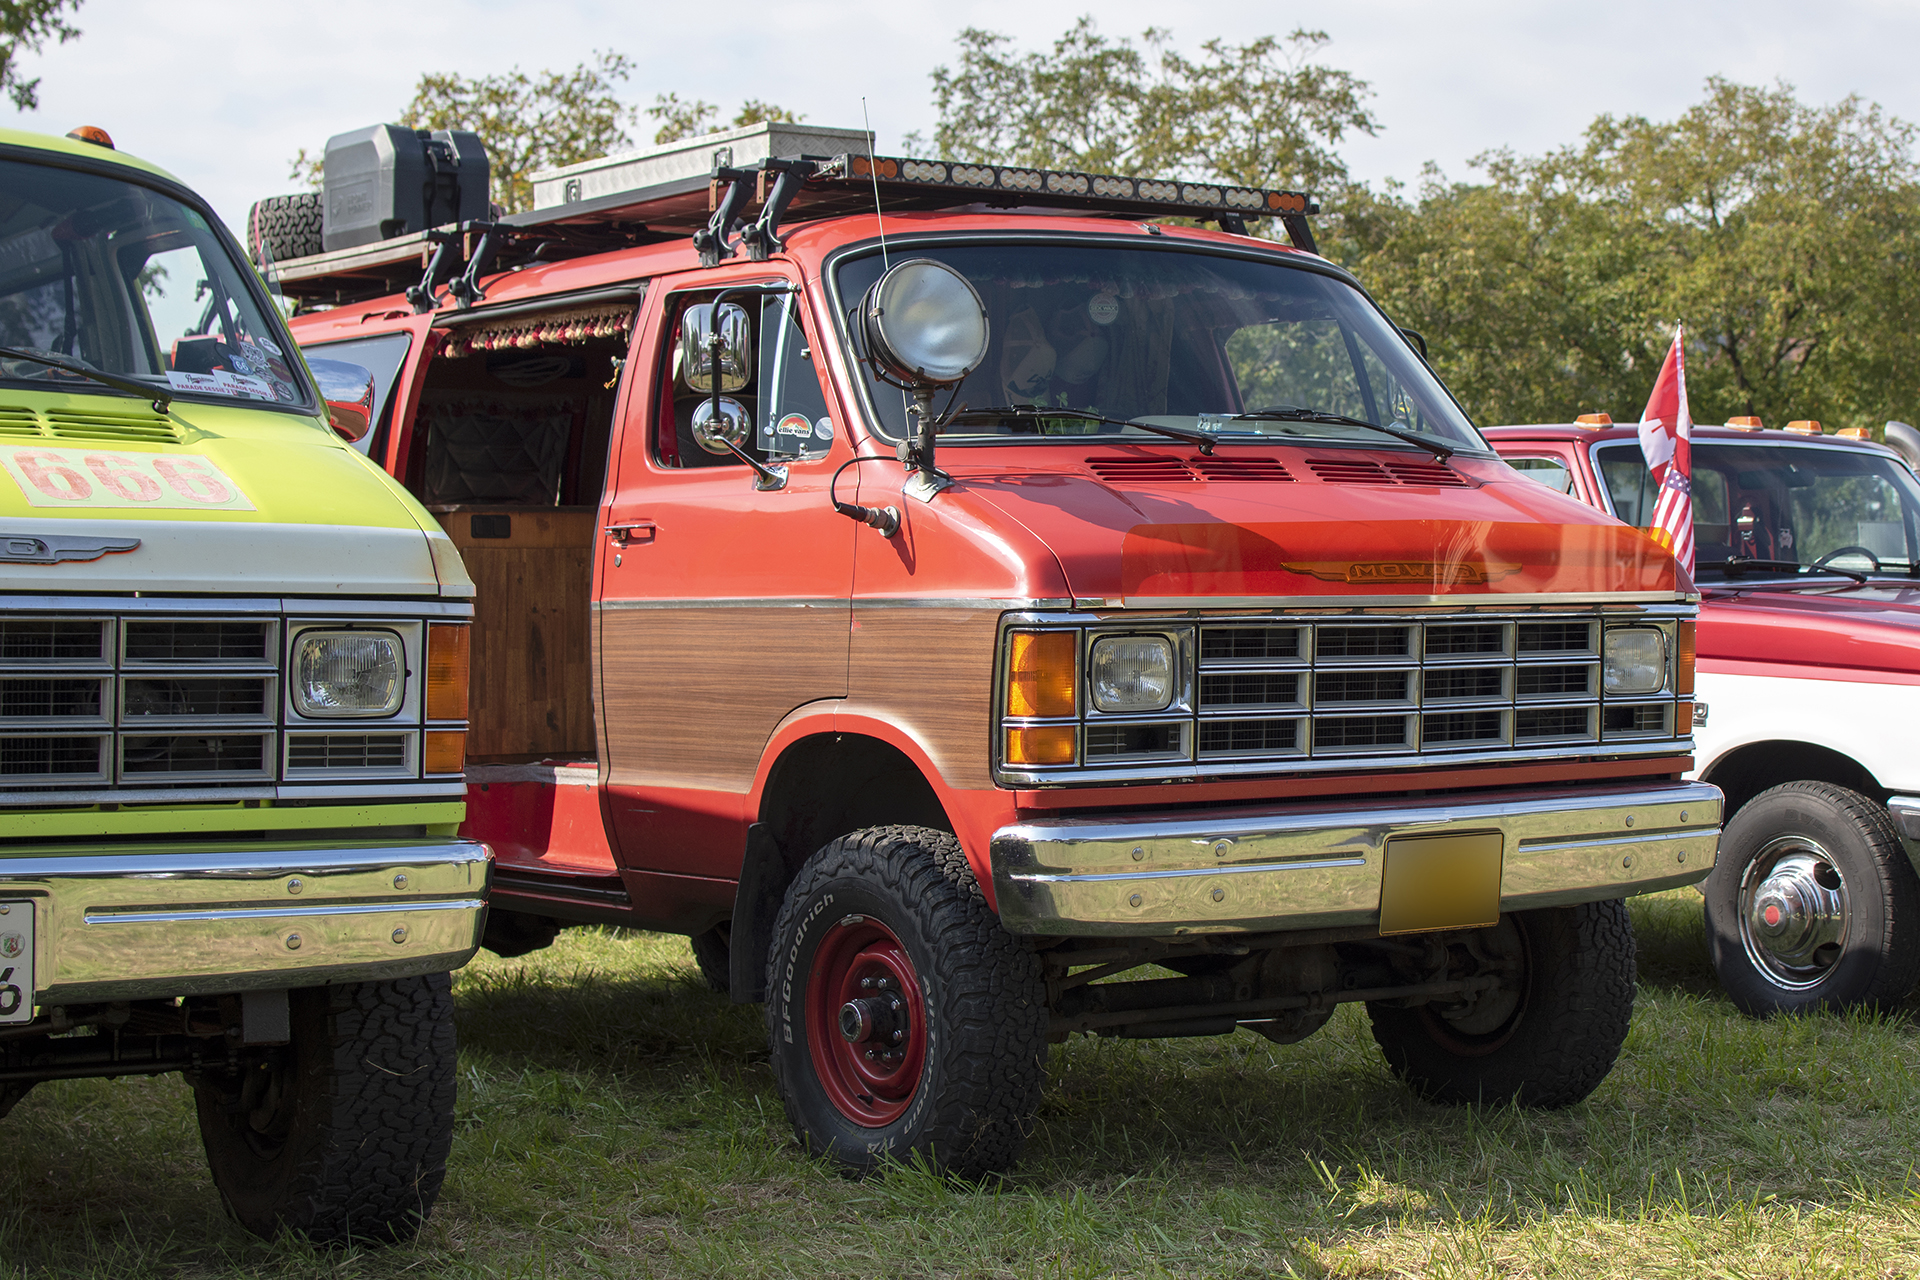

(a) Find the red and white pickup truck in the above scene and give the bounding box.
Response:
[1487,418,1920,1015]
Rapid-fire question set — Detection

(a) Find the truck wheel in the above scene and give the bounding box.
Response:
[1368,900,1635,1108]
[764,825,1048,1179]
[246,193,324,265]
[689,924,731,994]
[1704,781,1920,1015]
[193,974,457,1245]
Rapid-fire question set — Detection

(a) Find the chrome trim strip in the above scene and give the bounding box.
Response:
[466,763,598,787]
[1889,796,1920,841]
[0,838,491,1002]
[0,595,470,618]
[592,597,850,611]
[989,779,1721,936]
[1125,592,1690,609]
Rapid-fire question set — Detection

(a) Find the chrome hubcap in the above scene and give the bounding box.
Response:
[1738,840,1848,988]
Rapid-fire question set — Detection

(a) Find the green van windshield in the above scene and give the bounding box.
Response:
[0,157,312,409]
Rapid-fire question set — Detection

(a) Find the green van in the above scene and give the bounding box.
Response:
[0,126,486,1244]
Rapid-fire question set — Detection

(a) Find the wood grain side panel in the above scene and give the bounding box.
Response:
[599,604,850,792]
[844,605,1002,791]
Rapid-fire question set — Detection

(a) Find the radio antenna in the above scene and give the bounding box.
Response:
[861,97,890,271]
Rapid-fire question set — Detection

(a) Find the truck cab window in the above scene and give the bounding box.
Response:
[661,290,820,468]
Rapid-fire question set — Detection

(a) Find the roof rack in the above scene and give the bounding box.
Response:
[271,153,1319,308]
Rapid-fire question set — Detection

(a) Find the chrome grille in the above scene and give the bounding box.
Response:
[0,605,457,797]
[998,607,1691,784]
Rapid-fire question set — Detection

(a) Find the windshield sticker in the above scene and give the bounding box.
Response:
[1087,291,1120,325]
[814,417,834,442]
[775,413,812,439]
[166,370,275,400]
[1,446,256,510]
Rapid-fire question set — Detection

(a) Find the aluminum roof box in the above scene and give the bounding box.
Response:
[528,121,873,211]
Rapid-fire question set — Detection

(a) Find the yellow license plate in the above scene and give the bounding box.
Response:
[1378,832,1504,935]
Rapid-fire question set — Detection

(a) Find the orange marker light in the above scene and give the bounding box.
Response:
[1676,621,1696,698]
[1005,726,1077,766]
[66,126,113,149]
[1574,412,1613,428]
[425,623,471,721]
[423,730,467,775]
[1726,416,1764,431]
[1785,420,1822,434]
[1006,631,1076,718]
[1836,426,1872,439]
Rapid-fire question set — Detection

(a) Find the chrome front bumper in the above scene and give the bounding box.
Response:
[990,781,1721,936]
[0,838,491,1004]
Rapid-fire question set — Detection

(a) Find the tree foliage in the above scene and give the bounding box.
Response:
[1335,79,1920,432]
[925,19,1377,193]
[398,50,638,212]
[1,0,82,111]
[647,94,804,145]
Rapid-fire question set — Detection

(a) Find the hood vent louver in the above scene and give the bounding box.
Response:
[1307,457,1470,488]
[44,410,181,444]
[0,407,40,439]
[1087,456,1293,484]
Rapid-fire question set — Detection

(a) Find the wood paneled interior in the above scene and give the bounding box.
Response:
[598,603,851,793]
[440,506,596,762]
[843,604,1002,791]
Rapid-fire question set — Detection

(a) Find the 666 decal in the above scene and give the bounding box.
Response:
[1,445,255,511]
[0,905,30,1024]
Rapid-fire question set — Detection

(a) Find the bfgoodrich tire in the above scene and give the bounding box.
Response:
[1704,781,1920,1015]
[765,825,1048,1179]
[1368,900,1636,1108]
[193,974,457,1245]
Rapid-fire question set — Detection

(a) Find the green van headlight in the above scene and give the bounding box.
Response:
[293,630,404,717]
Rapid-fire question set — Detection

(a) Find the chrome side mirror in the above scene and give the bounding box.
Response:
[680,302,752,393]
[691,396,751,455]
[308,358,375,442]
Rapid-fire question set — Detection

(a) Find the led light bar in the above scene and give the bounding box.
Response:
[832,154,1316,224]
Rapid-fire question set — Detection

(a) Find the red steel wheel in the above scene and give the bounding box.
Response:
[805,917,926,1126]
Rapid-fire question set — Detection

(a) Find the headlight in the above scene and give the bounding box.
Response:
[1602,627,1667,695]
[1089,635,1175,712]
[293,630,404,717]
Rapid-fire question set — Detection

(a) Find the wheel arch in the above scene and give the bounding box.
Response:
[1701,739,1886,818]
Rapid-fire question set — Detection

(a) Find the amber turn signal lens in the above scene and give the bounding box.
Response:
[1675,621,1696,697]
[426,623,471,720]
[1005,725,1077,766]
[423,729,467,775]
[1006,631,1076,717]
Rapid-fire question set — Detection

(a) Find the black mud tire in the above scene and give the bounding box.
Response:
[193,974,457,1245]
[246,193,323,266]
[1368,900,1636,1109]
[1703,781,1920,1016]
[765,825,1048,1180]
[689,924,731,994]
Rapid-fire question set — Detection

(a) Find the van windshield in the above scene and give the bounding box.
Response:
[834,242,1483,452]
[0,157,311,408]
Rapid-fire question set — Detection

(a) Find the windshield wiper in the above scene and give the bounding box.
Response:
[0,346,171,413]
[946,405,1218,454]
[1230,405,1453,460]
[1709,555,1867,586]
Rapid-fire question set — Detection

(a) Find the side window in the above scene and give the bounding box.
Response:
[1504,455,1574,493]
[658,287,817,469]
[1598,454,1657,525]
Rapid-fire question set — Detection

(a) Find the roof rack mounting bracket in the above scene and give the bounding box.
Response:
[1280,210,1318,256]
[406,230,462,314]
[741,158,819,262]
[447,221,508,309]
[1214,213,1249,237]
[693,167,757,268]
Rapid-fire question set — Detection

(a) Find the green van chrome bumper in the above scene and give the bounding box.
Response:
[990,781,1721,936]
[0,838,490,1005]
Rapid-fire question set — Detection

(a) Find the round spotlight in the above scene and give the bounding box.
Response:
[861,258,989,388]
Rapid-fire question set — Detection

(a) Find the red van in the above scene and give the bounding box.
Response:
[271,137,1719,1176]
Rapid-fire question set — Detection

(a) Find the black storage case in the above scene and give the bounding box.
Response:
[321,125,490,251]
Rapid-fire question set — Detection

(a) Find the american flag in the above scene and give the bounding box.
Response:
[1636,327,1694,576]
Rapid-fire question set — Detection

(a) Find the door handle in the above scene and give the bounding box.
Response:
[605,522,655,547]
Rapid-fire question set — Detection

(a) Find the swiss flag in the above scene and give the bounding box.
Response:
[1636,327,1693,575]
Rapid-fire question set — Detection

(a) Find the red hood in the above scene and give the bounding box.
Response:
[1701,583,1920,677]
[946,446,1680,604]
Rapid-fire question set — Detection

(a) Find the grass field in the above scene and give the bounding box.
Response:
[5,889,1920,1278]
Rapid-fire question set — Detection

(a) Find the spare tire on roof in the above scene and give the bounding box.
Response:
[246,192,324,266]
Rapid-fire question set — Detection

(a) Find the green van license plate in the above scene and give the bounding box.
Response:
[0,902,32,1023]
[1377,832,1504,935]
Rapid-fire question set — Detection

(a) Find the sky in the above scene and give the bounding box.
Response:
[6,0,1920,233]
